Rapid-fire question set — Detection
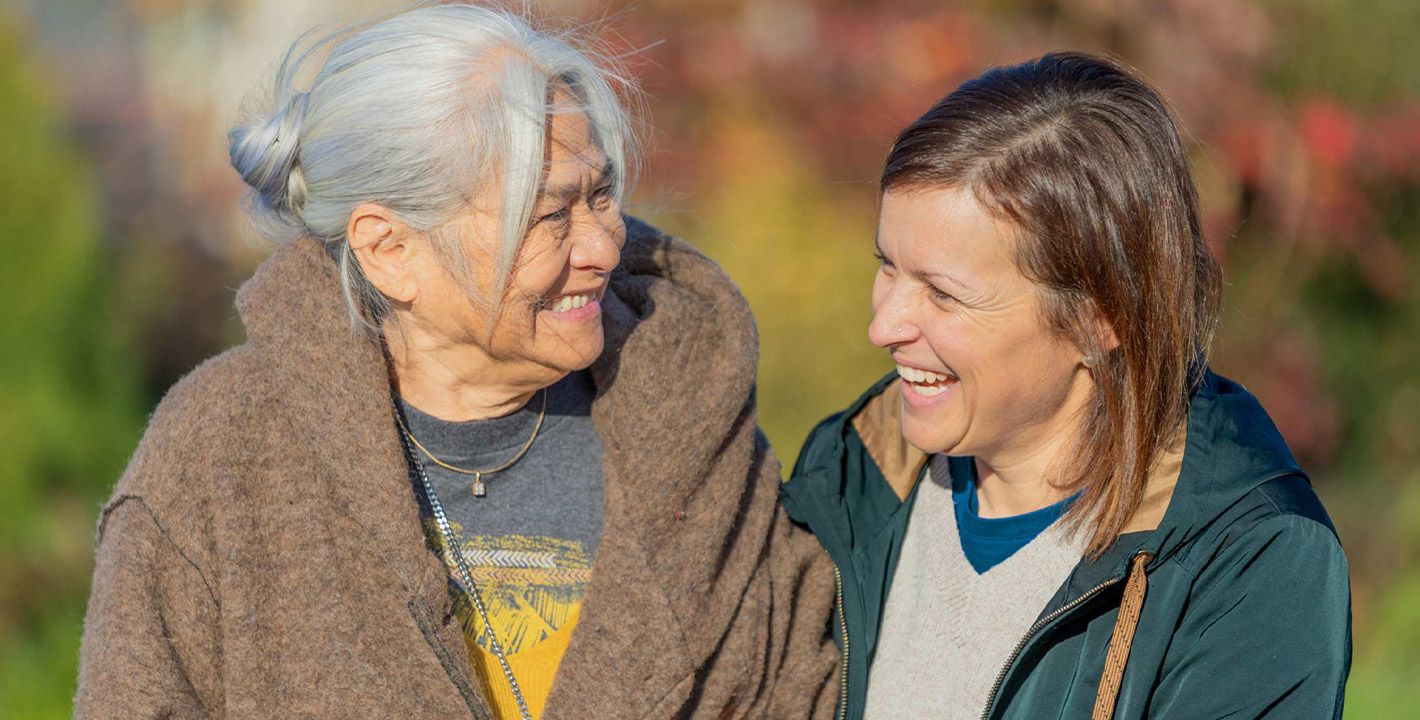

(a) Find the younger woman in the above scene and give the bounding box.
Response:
[782,53,1350,720]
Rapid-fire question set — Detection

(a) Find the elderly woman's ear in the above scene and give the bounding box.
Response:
[347,203,416,304]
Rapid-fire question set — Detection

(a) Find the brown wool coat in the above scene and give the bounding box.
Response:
[74,219,840,719]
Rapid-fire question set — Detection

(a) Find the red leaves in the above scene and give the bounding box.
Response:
[1300,98,1358,169]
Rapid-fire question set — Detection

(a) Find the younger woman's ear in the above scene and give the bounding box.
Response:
[1095,313,1120,353]
[347,203,416,304]
[1080,301,1120,367]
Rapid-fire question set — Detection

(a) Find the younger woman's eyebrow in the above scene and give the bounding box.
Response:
[922,267,970,290]
[875,235,971,290]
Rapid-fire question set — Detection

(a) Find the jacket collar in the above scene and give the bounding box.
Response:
[1124,370,1304,560]
[1052,369,1306,600]
[792,369,1305,579]
[849,379,927,501]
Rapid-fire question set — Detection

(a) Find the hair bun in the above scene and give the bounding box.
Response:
[228,91,311,226]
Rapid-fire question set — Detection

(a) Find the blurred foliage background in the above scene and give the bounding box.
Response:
[1,0,1416,716]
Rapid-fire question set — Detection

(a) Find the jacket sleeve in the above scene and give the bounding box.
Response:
[1147,515,1351,719]
[75,496,221,719]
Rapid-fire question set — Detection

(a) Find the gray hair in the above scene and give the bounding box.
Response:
[228,2,635,330]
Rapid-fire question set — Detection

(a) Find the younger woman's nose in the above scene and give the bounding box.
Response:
[868,305,920,348]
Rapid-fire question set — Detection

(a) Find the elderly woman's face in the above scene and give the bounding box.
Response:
[869,186,1093,462]
[416,104,625,385]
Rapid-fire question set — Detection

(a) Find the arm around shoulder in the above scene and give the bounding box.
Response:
[75,496,221,719]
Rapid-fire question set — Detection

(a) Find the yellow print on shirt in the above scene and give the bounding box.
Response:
[426,521,594,719]
[436,528,593,654]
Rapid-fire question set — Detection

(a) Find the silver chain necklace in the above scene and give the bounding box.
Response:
[391,397,533,720]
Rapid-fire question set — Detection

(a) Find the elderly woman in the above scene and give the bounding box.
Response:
[782,53,1351,720]
[75,5,837,719]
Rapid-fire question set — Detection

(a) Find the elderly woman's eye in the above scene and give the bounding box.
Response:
[538,207,572,226]
[589,184,615,211]
[930,287,955,303]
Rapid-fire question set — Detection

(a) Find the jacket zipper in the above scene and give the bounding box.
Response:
[832,561,850,720]
[977,550,1148,720]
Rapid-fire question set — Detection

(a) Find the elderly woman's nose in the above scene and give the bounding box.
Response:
[570,217,622,272]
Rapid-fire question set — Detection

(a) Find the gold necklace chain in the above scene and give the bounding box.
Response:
[394,389,547,498]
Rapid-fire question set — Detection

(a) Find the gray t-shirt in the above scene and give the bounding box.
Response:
[399,371,603,665]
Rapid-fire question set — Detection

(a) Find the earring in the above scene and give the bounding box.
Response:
[1083,355,1096,369]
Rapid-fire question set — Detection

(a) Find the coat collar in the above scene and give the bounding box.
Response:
[236,233,442,594]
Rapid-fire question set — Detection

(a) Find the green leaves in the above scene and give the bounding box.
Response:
[0,25,144,720]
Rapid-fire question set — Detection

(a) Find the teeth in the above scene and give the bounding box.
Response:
[549,294,592,312]
[896,364,952,385]
[912,383,948,396]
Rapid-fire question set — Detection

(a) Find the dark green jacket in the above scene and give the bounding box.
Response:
[780,370,1351,720]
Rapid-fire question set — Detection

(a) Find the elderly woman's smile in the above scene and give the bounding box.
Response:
[543,290,601,316]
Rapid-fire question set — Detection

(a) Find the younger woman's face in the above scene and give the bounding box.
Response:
[869,185,1094,465]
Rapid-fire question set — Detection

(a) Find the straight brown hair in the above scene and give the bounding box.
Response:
[882,52,1222,557]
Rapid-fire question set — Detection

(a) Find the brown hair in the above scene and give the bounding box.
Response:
[882,52,1222,557]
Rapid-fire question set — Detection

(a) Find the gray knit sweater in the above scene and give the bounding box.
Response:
[863,454,1083,720]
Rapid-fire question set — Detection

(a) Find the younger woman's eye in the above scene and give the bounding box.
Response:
[874,252,898,277]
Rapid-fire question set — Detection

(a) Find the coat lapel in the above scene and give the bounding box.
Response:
[546,224,770,717]
[543,268,697,717]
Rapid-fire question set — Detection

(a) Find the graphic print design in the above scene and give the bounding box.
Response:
[429,520,593,655]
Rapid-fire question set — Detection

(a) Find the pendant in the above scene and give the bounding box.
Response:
[472,473,486,498]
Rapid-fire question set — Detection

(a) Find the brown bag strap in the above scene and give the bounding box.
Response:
[1092,552,1153,720]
